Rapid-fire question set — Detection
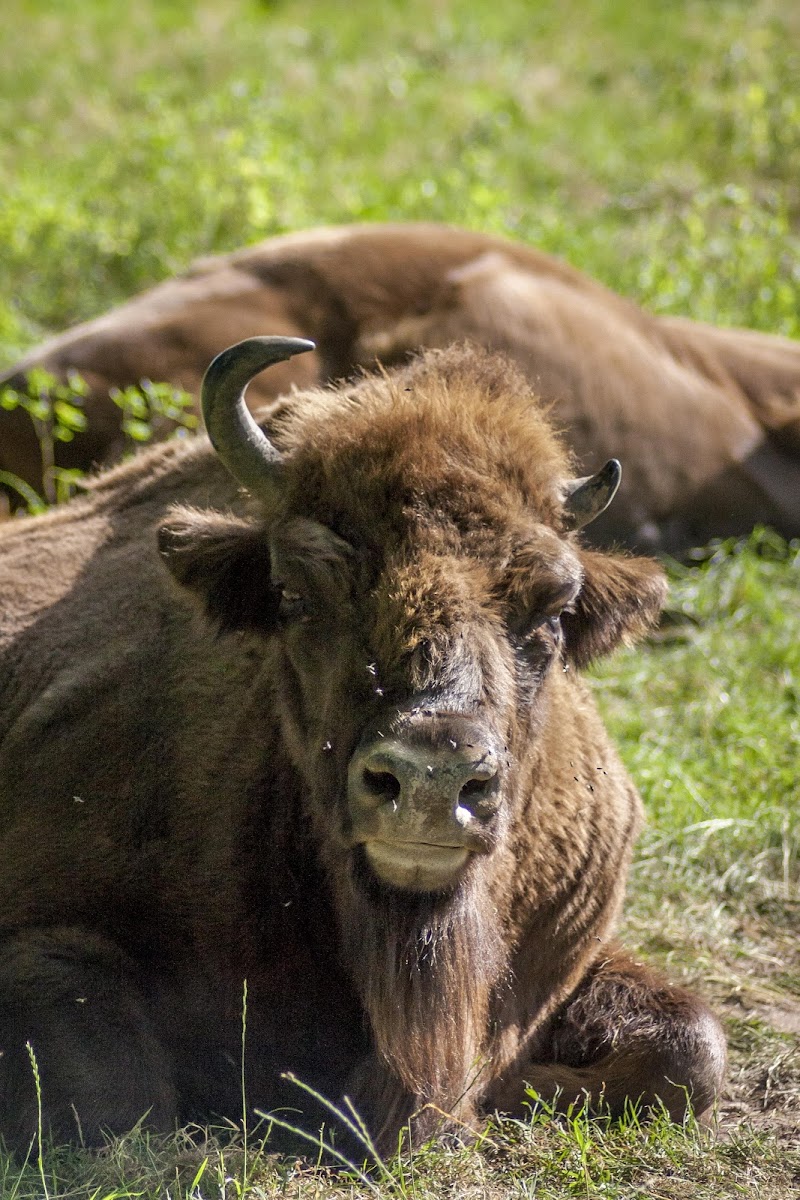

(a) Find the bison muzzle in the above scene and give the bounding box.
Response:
[0,337,725,1155]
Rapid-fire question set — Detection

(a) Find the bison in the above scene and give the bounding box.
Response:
[2,223,800,552]
[0,337,726,1155]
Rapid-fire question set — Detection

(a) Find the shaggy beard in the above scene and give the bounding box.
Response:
[336,848,507,1135]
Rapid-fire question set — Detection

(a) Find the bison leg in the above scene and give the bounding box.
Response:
[490,946,726,1124]
[0,928,176,1152]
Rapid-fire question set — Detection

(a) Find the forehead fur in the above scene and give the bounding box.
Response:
[267,345,574,540]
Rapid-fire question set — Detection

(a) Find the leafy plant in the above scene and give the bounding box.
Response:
[0,368,88,509]
[0,370,197,513]
[109,378,197,450]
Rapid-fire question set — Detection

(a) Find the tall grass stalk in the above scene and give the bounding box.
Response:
[25,1042,49,1200]
[240,979,248,1194]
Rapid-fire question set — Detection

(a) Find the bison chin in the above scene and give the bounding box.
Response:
[349,842,470,901]
[336,845,506,1124]
[360,839,471,892]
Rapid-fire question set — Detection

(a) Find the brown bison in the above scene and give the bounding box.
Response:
[2,223,799,552]
[0,337,725,1155]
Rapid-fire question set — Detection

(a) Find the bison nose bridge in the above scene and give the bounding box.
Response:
[347,735,501,830]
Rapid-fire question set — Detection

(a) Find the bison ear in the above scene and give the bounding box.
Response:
[560,549,668,667]
[157,508,279,634]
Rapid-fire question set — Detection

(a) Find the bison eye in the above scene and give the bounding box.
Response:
[277,586,308,623]
[510,610,562,644]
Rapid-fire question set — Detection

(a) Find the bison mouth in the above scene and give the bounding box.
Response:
[360,838,472,892]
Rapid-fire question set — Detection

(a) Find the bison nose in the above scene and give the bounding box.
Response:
[348,736,500,837]
[356,743,498,816]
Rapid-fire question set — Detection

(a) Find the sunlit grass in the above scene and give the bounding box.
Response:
[1,1098,797,1199]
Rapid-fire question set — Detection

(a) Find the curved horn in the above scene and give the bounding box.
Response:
[562,459,622,531]
[202,335,315,499]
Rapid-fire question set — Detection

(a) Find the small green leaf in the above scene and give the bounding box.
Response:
[64,371,89,397]
[53,400,89,432]
[122,417,154,442]
[26,366,58,394]
[113,387,149,419]
[28,398,52,422]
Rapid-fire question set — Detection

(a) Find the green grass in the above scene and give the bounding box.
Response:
[597,531,799,875]
[1,0,799,1195]
[2,0,800,354]
[602,532,799,1038]
[2,1100,798,1200]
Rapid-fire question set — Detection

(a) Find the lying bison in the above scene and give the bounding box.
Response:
[2,223,800,551]
[0,338,725,1154]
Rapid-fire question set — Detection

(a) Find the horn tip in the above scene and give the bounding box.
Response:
[241,335,316,357]
[605,458,622,484]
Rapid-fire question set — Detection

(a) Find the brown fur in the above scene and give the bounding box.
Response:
[0,345,725,1154]
[2,223,800,551]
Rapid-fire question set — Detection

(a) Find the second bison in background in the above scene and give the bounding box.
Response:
[2,222,800,551]
[0,339,725,1154]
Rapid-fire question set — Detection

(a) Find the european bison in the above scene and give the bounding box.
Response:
[2,224,800,551]
[0,338,725,1155]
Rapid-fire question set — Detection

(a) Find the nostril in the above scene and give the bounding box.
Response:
[459,776,492,799]
[362,768,402,805]
[457,771,499,816]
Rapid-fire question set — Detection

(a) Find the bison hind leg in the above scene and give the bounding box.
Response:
[0,928,176,1154]
[490,946,726,1126]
